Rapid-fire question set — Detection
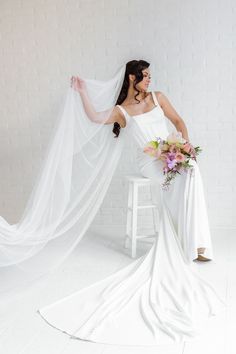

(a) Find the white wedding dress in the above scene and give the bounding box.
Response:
[38,91,226,346]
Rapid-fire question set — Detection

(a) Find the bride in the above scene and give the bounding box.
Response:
[73,60,211,262]
[37,60,226,345]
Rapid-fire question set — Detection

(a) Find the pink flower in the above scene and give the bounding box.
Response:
[182,143,192,154]
[143,146,156,157]
[154,147,162,159]
[175,152,185,162]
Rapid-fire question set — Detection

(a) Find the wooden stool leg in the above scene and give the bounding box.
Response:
[152,207,159,233]
[131,183,138,258]
[125,181,132,248]
[150,185,159,233]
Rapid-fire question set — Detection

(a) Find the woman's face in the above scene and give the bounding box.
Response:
[130,68,151,92]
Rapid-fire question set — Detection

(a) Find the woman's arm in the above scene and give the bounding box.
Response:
[71,76,125,126]
[155,91,190,142]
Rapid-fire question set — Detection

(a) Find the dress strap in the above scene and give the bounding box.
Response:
[116,105,129,125]
[116,104,127,116]
[151,91,159,107]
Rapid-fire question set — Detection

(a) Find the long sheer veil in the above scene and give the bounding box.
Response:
[0,63,127,295]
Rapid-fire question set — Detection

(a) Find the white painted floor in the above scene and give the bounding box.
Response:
[0,226,235,354]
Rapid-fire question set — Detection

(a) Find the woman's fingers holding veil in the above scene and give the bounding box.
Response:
[70,76,74,87]
[71,76,77,88]
[70,76,86,92]
[70,76,78,90]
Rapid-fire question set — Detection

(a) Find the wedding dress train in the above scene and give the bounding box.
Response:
[38,91,226,345]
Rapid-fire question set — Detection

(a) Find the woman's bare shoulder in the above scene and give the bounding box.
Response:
[153,91,165,107]
[153,90,164,99]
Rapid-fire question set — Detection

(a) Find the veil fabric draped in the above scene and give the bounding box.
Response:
[0,64,127,294]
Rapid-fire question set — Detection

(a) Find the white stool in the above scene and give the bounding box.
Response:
[124,174,159,258]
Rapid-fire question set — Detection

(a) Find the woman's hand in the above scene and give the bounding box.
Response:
[70,76,87,93]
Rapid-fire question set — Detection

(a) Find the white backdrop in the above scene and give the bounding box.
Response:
[0,0,235,230]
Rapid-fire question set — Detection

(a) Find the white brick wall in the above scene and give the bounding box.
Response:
[0,0,235,229]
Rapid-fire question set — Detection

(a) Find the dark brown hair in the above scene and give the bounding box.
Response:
[113,59,150,138]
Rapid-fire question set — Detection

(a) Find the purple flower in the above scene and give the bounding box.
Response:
[167,158,177,169]
[167,152,176,160]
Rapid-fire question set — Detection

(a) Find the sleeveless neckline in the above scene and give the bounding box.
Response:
[117,91,161,119]
[131,105,158,118]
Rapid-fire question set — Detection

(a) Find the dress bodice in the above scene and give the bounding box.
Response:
[116,91,170,171]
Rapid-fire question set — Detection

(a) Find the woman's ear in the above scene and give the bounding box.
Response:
[128,74,135,82]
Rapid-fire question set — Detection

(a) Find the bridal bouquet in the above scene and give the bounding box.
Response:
[143,132,202,189]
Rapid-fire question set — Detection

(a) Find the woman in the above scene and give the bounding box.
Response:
[38,60,225,345]
[71,59,211,262]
